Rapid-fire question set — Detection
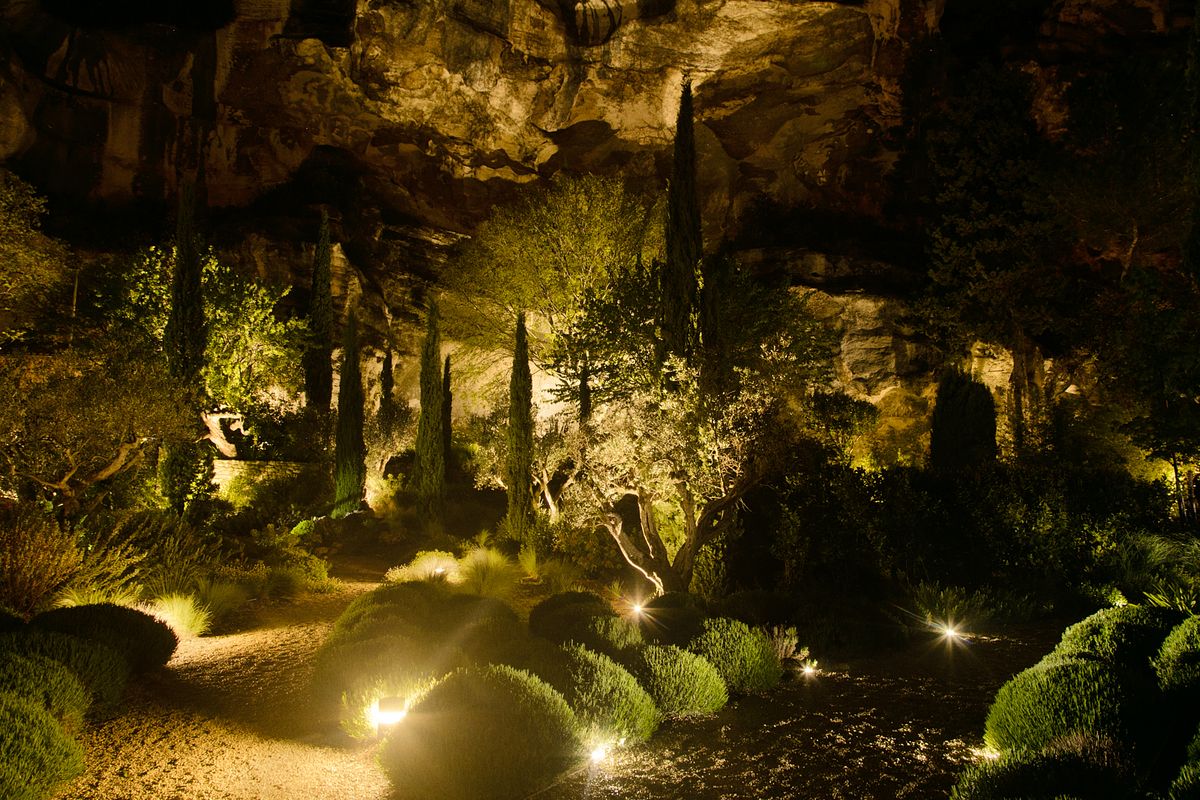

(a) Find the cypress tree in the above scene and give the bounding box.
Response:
[305,210,334,415]
[442,354,453,480]
[506,311,534,541]
[411,300,445,518]
[659,80,702,369]
[929,370,997,473]
[333,312,366,517]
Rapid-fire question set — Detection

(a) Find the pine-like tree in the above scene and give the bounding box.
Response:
[659,80,702,369]
[929,370,997,473]
[411,300,445,518]
[305,210,334,415]
[333,312,366,517]
[505,311,534,541]
[442,354,453,480]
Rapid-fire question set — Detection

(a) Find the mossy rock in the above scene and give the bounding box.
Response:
[31,603,177,673]
[0,691,85,800]
[688,617,782,694]
[0,651,90,734]
[617,644,727,719]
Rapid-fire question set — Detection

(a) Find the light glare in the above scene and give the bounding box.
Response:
[370,696,408,731]
[590,745,608,763]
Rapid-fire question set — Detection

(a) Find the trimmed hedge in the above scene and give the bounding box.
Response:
[688,617,782,694]
[984,656,1147,758]
[528,591,611,635]
[0,691,85,800]
[328,581,450,645]
[32,603,177,673]
[618,644,727,719]
[528,591,640,658]
[0,630,130,715]
[1156,616,1200,698]
[950,735,1136,800]
[378,664,580,800]
[1055,605,1181,671]
[0,651,90,733]
[639,592,708,646]
[524,642,660,745]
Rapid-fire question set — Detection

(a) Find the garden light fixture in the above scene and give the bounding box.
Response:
[590,745,608,764]
[370,696,407,734]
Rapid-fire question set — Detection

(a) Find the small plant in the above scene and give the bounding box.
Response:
[456,547,521,601]
[618,644,728,719]
[377,664,581,800]
[384,550,459,584]
[0,505,81,617]
[765,624,809,664]
[0,630,131,715]
[1173,763,1200,800]
[517,544,539,579]
[1145,579,1200,616]
[31,603,178,673]
[909,581,992,632]
[688,617,783,694]
[0,692,86,800]
[538,558,582,594]
[53,585,140,609]
[144,593,212,639]
[0,652,90,733]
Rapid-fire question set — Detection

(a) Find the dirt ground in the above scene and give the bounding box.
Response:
[60,560,1059,800]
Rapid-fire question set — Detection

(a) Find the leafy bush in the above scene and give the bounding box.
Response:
[522,642,660,744]
[378,664,581,800]
[0,692,85,800]
[1174,763,1200,800]
[528,591,611,636]
[639,592,709,646]
[0,505,81,617]
[618,644,727,718]
[385,550,459,584]
[0,652,90,733]
[0,630,131,714]
[108,510,214,598]
[456,547,522,600]
[1156,615,1200,698]
[1055,605,1181,670]
[951,734,1136,800]
[528,592,640,658]
[688,617,782,694]
[31,603,177,672]
[984,656,1149,758]
[143,593,211,639]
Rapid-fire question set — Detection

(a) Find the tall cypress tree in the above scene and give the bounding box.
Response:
[333,312,366,517]
[305,210,334,415]
[659,80,702,369]
[506,311,534,541]
[412,300,445,518]
[442,354,453,480]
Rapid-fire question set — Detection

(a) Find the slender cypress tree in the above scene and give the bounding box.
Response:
[442,354,453,480]
[659,80,702,369]
[333,312,366,517]
[305,210,334,415]
[411,300,445,518]
[506,311,534,541]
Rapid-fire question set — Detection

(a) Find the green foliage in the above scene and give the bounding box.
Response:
[930,371,997,473]
[0,691,85,800]
[528,591,635,655]
[1173,762,1200,800]
[0,629,130,714]
[618,644,727,719]
[0,169,70,342]
[385,550,459,583]
[529,592,611,633]
[164,182,206,388]
[455,547,521,601]
[1055,605,1181,670]
[194,579,250,629]
[687,617,782,694]
[0,651,90,733]
[640,592,709,646]
[660,80,702,367]
[1156,616,1200,701]
[950,734,1137,800]
[377,664,581,800]
[908,582,995,631]
[411,300,445,519]
[983,656,1149,758]
[144,593,212,639]
[0,505,81,617]
[505,312,534,542]
[31,603,177,673]
[333,312,366,518]
[304,210,334,415]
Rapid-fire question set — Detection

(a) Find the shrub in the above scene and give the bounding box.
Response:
[1174,763,1200,800]
[385,550,459,584]
[711,590,797,628]
[377,664,581,800]
[143,594,211,639]
[538,558,582,594]
[1055,605,1181,670]
[523,642,660,744]
[195,579,250,630]
[639,592,709,646]
[688,617,783,694]
[984,656,1148,758]
[0,652,90,733]
[0,505,81,617]
[1156,616,1200,698]
[528,591,611,636]
[456,547,522,600]
[53,585,140,608]
[0,630,130,714]
[31,603,178,672]
[0,609,24,632]
[0,692,85,800]
[529,594,640,658]
[328,581,450,645]
[951,734,1136,800]
[618,644,727,718]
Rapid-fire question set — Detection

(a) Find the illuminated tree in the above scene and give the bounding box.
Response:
[505,312,534,541]
[333,312,366,517]
[0,169,69,343]
[305,210,335,417]
[411,300,445,518]
[442,354,453,479]
[659,80,702,370]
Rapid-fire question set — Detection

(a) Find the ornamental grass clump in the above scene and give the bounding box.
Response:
[523,642,660,745]
[456,547,522,601]
[688,617,783,694]
[143,593,212,639]
[639,592,709,646]
[385,550,459,584]
[0,692,85,800]
[618,644,727,718]
[0,630,130,715]
[378,664,581,800]
[31,603,178,672]
[1173,763,1200,800]
[0,651,90,734]
[1054,605,1181,671]
[950,733,1137,800]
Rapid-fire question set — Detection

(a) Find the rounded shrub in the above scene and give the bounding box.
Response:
[618,644,727,718]
[639,592,709,646]
[950,734,1136,800]
[32,603,178,672]
[1156,616,1200,698]
[328,581,451,645]
[528,591,611,637]
[0,691,85,800]
[984,656,1146,758]
[524,642,660,744]
[0,652,90,733]
[1055,605,1181,670]
[688,617,783,694]
[529,591,640,657]
[0,630,130,715]
[378,664,581,800]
